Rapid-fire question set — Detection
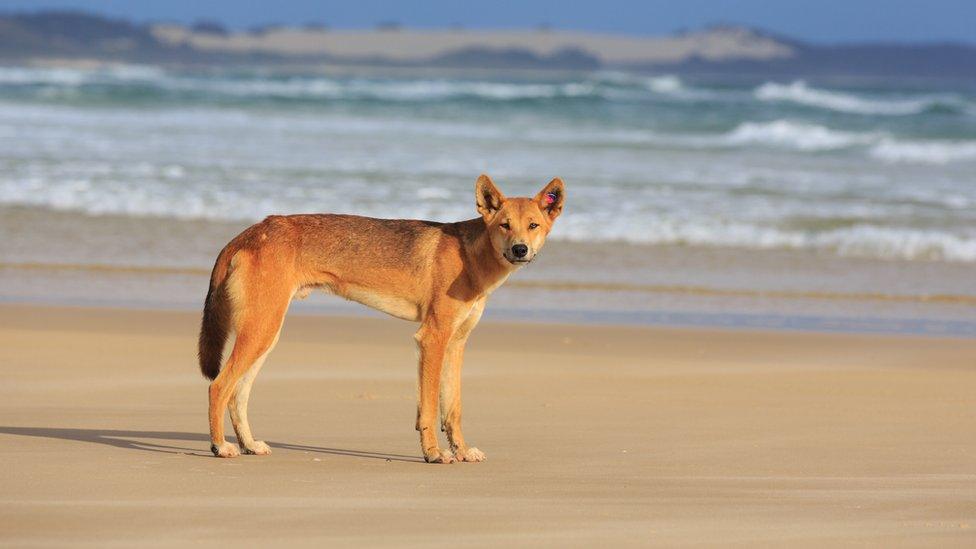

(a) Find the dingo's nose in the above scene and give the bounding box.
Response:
[511,244,528,258]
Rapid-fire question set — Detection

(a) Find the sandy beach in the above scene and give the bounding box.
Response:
[1,303,973,546]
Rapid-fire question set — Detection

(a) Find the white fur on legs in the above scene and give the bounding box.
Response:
[229,329,280,456]
[211,441,241,458]
[424,447,456,464]
[242,440,272,455]
[455,447,487,462]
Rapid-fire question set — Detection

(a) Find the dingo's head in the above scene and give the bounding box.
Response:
[475,174,564,267]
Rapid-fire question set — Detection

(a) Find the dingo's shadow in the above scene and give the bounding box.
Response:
[0,426,423,462]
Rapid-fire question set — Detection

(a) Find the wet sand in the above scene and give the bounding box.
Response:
[1,304,974,546]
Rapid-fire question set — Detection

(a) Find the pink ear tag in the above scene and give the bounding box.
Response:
[545,192,556,205]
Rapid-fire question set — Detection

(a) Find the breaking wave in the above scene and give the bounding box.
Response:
[557,219,976,263]
[0,66,609,102]
[754,80,967,115]
[2,67,972,118]
[3,174,975,263]
[717,120,976,163]
[869,138,976,164]
[724,120,878,151]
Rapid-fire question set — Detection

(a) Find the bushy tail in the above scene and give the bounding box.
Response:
[198,248,235,380]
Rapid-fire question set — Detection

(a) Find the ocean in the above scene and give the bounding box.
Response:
[1,65,974,334]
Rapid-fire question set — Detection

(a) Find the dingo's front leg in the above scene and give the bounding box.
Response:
[442,344,485,462]
[441,300,486,462]
[414,315,456,464]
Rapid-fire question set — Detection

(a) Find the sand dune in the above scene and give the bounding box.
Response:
[150,25,794,65]
[1,305,974,546]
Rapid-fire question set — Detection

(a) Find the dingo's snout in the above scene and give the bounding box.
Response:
[511,244,529,259]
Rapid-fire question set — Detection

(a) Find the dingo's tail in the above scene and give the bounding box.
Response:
[198,247,235,380]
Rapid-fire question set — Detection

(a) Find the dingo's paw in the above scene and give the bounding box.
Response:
[242,441,272,456]
[424,448,456,464]
[211,442,240,458]
[455,447,486,462]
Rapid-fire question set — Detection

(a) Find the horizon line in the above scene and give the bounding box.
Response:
[3,8,975,48]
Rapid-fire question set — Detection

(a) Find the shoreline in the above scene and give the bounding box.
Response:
[3,297,976,338]
[4,259,976,306]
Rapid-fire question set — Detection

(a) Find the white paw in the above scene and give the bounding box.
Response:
[242,441,272,456]
[211,441,240,458]
[455,447,486,462]
[424,448,456,464]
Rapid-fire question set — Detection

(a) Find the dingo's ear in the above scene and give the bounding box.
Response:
[535,178,564,221]
[475,174,505,220]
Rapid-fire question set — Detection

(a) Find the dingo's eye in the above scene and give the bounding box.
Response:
[499,222,511,230]
[528,222,539,229]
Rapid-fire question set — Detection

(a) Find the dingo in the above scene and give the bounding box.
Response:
[199,174,564,463]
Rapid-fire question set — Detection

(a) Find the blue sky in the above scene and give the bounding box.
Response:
[3,0,975,43]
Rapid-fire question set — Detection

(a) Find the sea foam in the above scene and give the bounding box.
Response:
[557,217,976,263]
[719,120,976,163]
[869,139,976,164]
[3,172,974,263]
[643,75,684,94]
[724,120,878,151]
[754,80,964,115]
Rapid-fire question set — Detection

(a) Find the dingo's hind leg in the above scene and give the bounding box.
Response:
[208,253,294,458]
[209,305,289,457]
[229,322,283,456]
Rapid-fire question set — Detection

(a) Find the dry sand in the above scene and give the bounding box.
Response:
[1,304,974,547]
